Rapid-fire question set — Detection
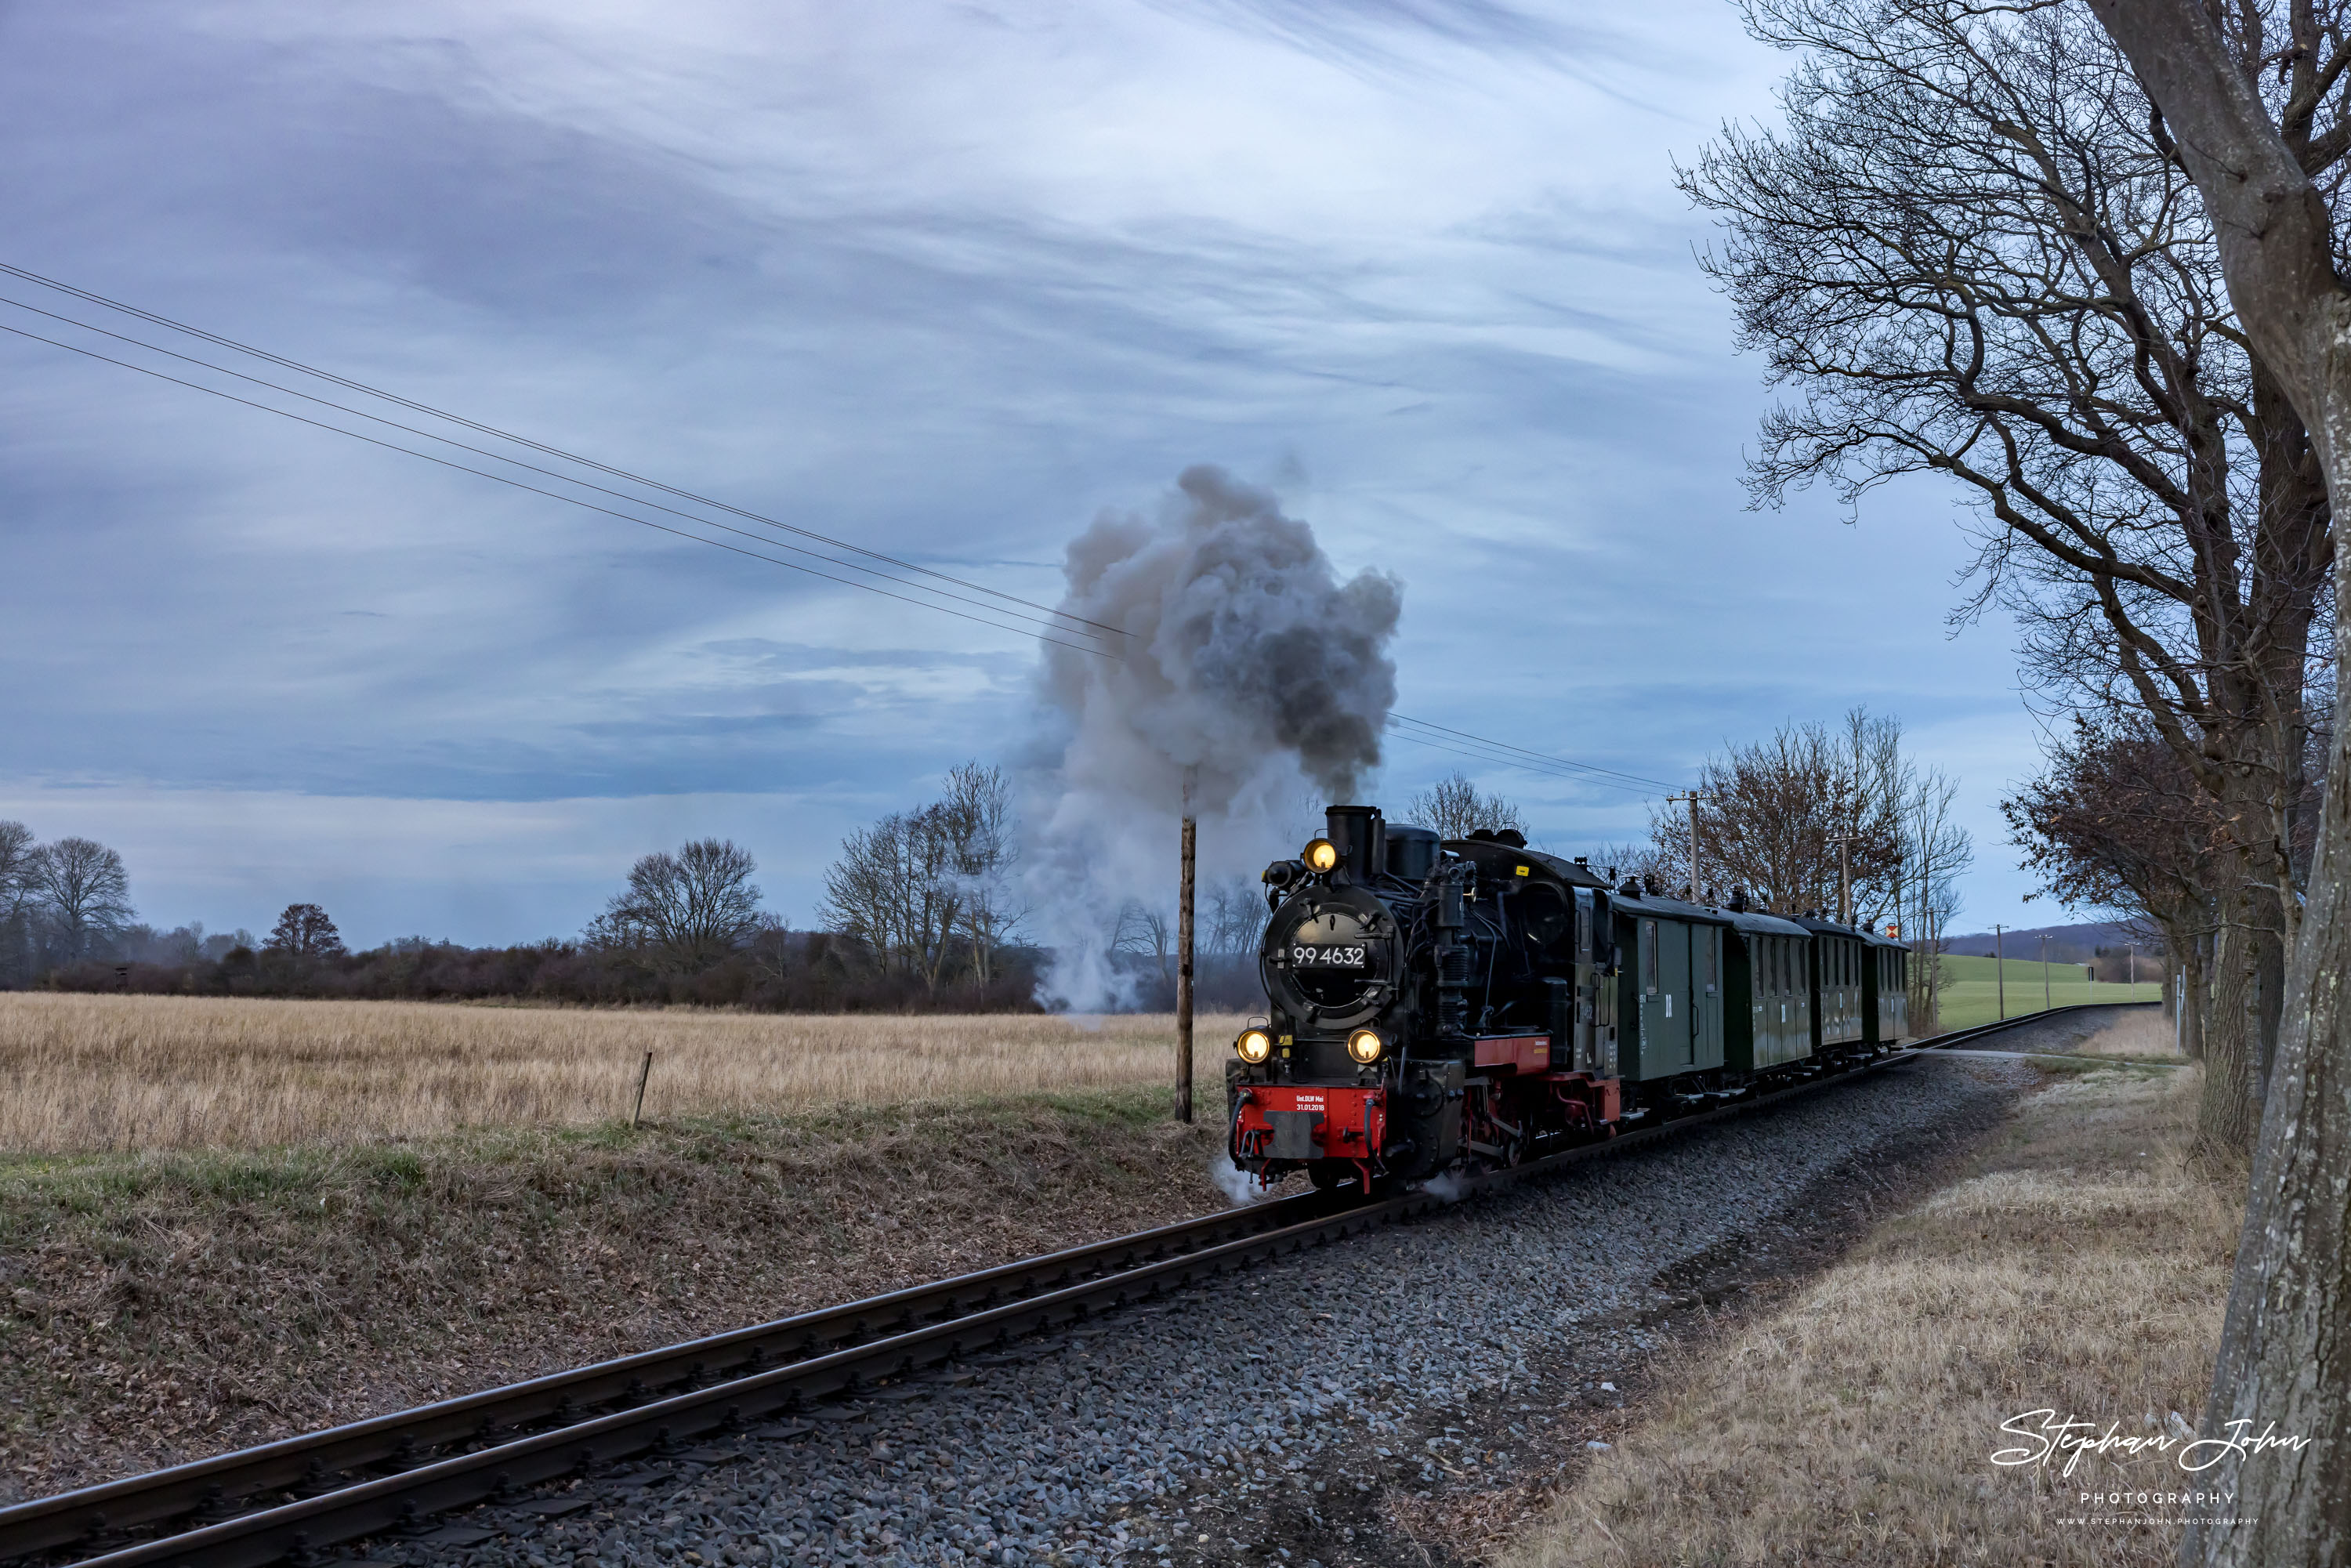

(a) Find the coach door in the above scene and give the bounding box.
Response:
[1693,924,1721,1068]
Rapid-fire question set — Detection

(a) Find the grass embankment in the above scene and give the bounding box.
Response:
[1930,954,2162,1032]
[0,995,1239,1152]
[1501,1034,2238,1567]
[0,1086,1230,1501]
[0,1000,1243,1498]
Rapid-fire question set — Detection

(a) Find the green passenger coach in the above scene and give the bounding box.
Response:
[1604,887,1907,1097]
[1861,925,1911,1048]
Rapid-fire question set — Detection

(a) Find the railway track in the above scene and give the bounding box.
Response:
[2,1004,2150,1568]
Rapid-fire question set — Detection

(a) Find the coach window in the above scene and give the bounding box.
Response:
[1643,920,1658,994]
[1704,929,1718,993]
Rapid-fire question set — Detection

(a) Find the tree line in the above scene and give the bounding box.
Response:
[0,824,136,987]
[1590,711,1972,1032]
[1684,0,2320,1168]
[10,770,1045,1012]
[1694,1,2351,1552]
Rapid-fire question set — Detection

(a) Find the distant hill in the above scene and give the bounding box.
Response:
[1940,920,2149,965]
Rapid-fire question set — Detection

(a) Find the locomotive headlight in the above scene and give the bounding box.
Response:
[1303,838,1341,874]
[1346,1028,1385,1064]
[1236,1028,1273,1064]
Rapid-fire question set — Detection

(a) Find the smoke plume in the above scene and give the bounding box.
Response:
[1025,465,1402,1009]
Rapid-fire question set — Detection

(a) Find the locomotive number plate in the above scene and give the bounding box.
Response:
[1292,944,1367,969]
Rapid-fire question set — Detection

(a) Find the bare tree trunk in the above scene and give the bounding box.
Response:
[2198,882,2263,1158]
[2252,893,2286,1095]
[2084,5,2351,1558]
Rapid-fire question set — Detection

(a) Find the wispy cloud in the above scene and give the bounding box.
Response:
[0,0,2048,941]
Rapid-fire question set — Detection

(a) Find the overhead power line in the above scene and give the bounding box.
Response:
[0,317,1116,659]
[0,296,1111,654]
[0,261,1124,650]
[1384,715,1674,795]
[0,263,1696,797]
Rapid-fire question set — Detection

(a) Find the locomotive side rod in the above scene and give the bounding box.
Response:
[10,1007,2135,1568]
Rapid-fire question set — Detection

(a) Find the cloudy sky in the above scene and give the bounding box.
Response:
[0,0,2059,948]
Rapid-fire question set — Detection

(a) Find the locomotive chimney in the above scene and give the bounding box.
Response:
[1324,804,1385,882]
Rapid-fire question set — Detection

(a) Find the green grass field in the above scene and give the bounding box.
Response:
[1925,953,2163,1033]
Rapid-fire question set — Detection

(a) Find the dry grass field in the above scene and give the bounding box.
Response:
[0,994,1242,1153]
[2067,1006,2186,1060]
[1500,1031,2241,1568]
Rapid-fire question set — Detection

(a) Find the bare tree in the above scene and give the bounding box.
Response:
[1110,899,1173,986]
[2005,713,2243,1056]
[605,838,764,975]
[820,807,965,989]
[1204,875,1270,957]
[818,765,1023,993]
[1686,0,2336,1153]
[263,903,347,961]
[1894,763,1973,1037]
[0,821,33,987]
[0,820,31,907]
[1405,772,1528,840]
[938,762,1024,986]
[1643,710,1963,925]
[28,837,134,965]
[1964,2,2351,1555]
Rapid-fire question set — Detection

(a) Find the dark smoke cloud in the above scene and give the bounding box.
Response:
[1044,463,1400,808]
[1025,465,1402,1008]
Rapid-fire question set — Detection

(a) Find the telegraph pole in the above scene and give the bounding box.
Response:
[1828,835,1854,925]
[2041,932,2051,1012]
[1666,791,1703,899]
[1994,923,2005,1020]
[1176,767,1197,1124]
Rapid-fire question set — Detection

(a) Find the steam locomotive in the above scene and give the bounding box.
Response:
[1226,804,1911,1190]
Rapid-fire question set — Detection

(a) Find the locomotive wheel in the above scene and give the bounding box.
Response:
[1310,1164,1357,1192]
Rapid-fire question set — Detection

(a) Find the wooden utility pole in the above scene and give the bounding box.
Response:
[2041,933,2052,1012]
[1828,834,1854,924]
[1994,923,2005,1020]
[1666,791,1702,898]
[1176,767,1197,1124]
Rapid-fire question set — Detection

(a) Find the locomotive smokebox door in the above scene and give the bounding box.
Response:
[1266,1110,1324,1160]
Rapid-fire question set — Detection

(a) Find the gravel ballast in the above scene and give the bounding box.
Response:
[387,1053,2039,1568]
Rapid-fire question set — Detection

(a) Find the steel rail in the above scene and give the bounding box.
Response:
[9,1006,2136,1568]
[0,1192,1346,1563]
[1917,999,2160,1053]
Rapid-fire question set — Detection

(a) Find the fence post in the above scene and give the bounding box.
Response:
[631,1051,654,1128]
